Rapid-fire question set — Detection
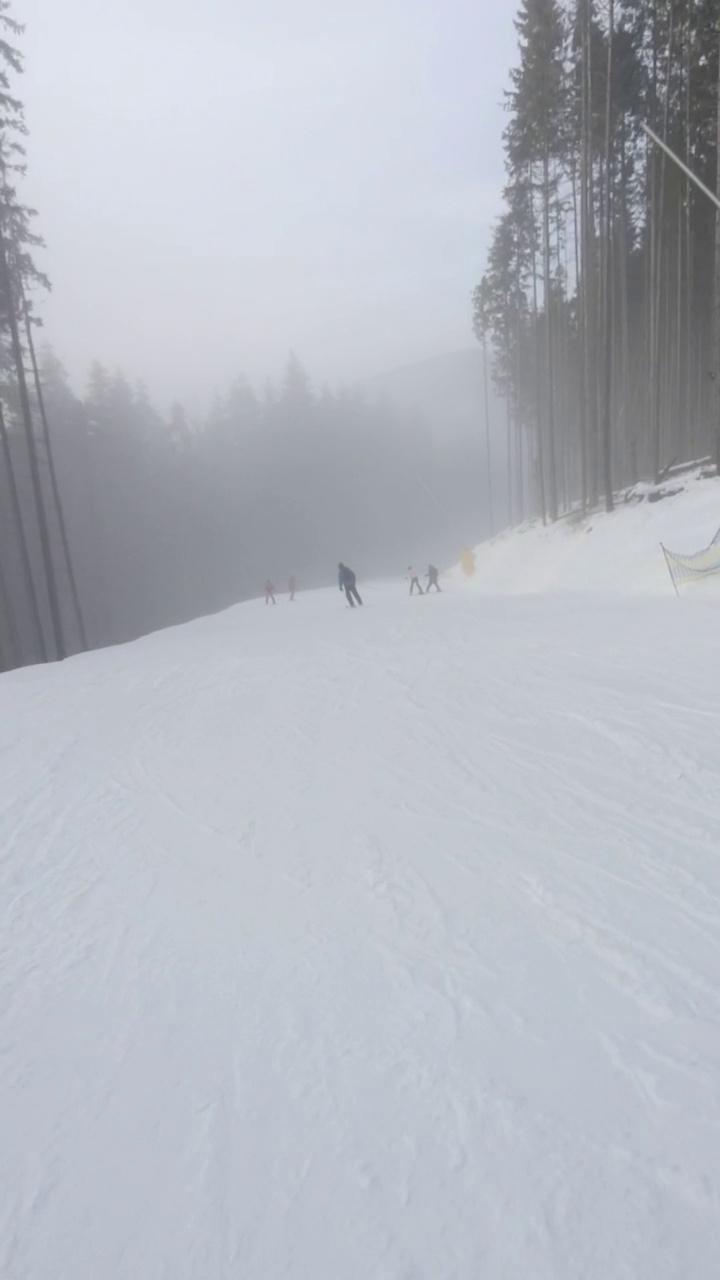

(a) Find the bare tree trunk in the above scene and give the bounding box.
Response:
[543,142,558,520]
[24,307,88,651]
[0,538,20,667]
[514,301,525,520]
[652,4,675,478]
[555,195,570,510]
[647,0,659,477]
[572,150,588,509]
[580,0,593,507]
[648,147,658,476]
[530,180,547,524]
[586,15,600,504]
[602,0,615,511]
[0,403,47,662]
[671,177,676,460]
[0,227,66,659]
[715,16,720,471]
[618,122,631,482]
[684,9,693,457]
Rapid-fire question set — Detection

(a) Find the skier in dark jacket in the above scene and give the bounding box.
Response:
[426,564,441,592]
[338,563,363,607]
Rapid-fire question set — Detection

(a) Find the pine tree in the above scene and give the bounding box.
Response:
[0,1,75,662]
[506,0,567,520]
[475,0,720,525]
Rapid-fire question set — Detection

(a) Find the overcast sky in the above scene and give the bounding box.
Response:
[20,0,516,409]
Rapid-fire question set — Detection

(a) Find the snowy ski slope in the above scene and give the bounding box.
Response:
[2,480,720,1278]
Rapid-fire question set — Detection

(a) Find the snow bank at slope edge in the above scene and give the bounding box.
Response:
[464,470,720,596]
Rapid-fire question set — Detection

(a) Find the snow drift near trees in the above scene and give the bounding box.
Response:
[2,476,720,1278]
[467,468,720,597]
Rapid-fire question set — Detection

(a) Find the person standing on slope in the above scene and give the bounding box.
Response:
[407,566,424,595]
[426,564,441,592]
[288,575,297,602]
[338,563,363,607]
[265,579,276,605]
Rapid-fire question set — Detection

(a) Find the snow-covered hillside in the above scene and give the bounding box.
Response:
[469,468,720,596]
[2,480,720,1279]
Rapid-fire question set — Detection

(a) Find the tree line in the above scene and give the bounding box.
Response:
[2,335,490,668]
[32,352,484,657]
[474,0,720,524]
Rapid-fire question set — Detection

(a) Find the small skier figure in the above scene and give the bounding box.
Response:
[426,564,441,592]
[288,575,297,602]
[265,579,276,605]
[407,566,424,595]
[338,563,363,607]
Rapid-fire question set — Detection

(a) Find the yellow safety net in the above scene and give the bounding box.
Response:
[661,527,720,594]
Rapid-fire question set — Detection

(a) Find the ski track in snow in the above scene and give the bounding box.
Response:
[2,581,720,1277]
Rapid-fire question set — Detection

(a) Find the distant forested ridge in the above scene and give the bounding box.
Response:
[30,352,489,655]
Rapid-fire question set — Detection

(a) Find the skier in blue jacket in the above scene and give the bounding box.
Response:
[338,563,363,607]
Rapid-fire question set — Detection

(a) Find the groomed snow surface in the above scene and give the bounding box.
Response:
[2,475,720,1278]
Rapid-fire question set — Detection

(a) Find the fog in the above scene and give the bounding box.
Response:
[0,0,515,666]
[21,0,514,404]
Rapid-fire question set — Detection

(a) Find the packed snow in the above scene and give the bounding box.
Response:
[2,476,720,1279]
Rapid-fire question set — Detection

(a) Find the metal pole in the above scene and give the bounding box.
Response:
[642,123,720,212]
[660,543,680,597]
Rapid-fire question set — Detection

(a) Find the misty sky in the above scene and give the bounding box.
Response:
[21,0,516,408]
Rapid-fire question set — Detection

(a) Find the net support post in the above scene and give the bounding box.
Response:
[661,543,680,597]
